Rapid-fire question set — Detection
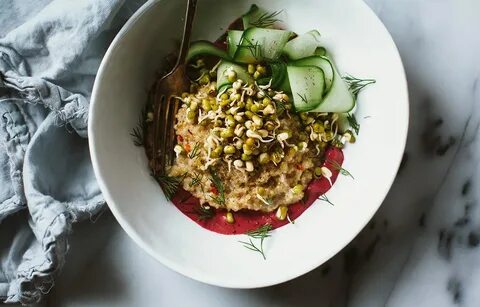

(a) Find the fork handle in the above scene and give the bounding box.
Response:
[176,0,198,66]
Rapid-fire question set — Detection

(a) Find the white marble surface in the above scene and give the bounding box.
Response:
[32,0,480,306]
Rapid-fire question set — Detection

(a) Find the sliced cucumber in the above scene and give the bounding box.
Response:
[269,62,288,89]
[283,30,322,60]
[186,41,230,63]
[234,28,292,63]
[227,30,243,58]
[216,60,253,89]
[292,56,334,93]
[287,65,325,112]
[337,101,358,130]
[314,47,327,56]
[218,83,230,94]
[257,77,270,86]
[256,62,287,89]
[337,113,349,133]
[279,73,291,93]
[310,57,354,113]
[242,4,279,29]
[242,4,260,29]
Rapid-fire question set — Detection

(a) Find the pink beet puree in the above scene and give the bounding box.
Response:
[171,147,344,235]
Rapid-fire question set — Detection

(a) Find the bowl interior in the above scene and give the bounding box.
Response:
[89,0,408,288]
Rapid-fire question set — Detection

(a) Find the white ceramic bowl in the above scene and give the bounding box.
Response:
[89,0,408,288]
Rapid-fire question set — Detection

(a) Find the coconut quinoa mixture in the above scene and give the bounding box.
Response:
[168,61,345,212]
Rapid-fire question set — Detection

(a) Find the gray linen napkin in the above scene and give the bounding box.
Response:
[0,0,143,304]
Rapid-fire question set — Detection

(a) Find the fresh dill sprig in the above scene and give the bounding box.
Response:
[195,205,215,220]
[347,113,360,135]
[250,10,282,28]
[188,142,201,159]
[298,93,309,104]
[327,159,354,179]
[189,172,203,187]
[343,74,376,99]
[209,169,226,206]
[179,173,203,203]
[247,224,273,239]
[239,224,273,260]
[152,173,185,200]
[131,126,144,146]
[318,194,334,206]
[238,38,263,60]
[179,193,193,204]
[130,107,147,146]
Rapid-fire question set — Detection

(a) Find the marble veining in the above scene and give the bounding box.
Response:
[26,1,480,306]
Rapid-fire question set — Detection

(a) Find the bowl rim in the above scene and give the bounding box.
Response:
[89,0,409,288]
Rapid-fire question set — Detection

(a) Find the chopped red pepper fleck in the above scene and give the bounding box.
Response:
[210,186,219,195]
[177,135,184,143]
[184,143,191,152]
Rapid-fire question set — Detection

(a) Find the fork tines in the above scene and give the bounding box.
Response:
[153,94,179,175]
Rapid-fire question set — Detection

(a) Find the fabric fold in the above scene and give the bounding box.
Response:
[0,0,143,304]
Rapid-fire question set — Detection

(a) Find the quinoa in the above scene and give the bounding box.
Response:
[169,106,316,212]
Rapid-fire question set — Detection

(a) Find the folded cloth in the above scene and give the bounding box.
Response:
[0,0,143,304]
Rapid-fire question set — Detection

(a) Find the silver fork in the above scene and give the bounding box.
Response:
[152,0,198,175]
